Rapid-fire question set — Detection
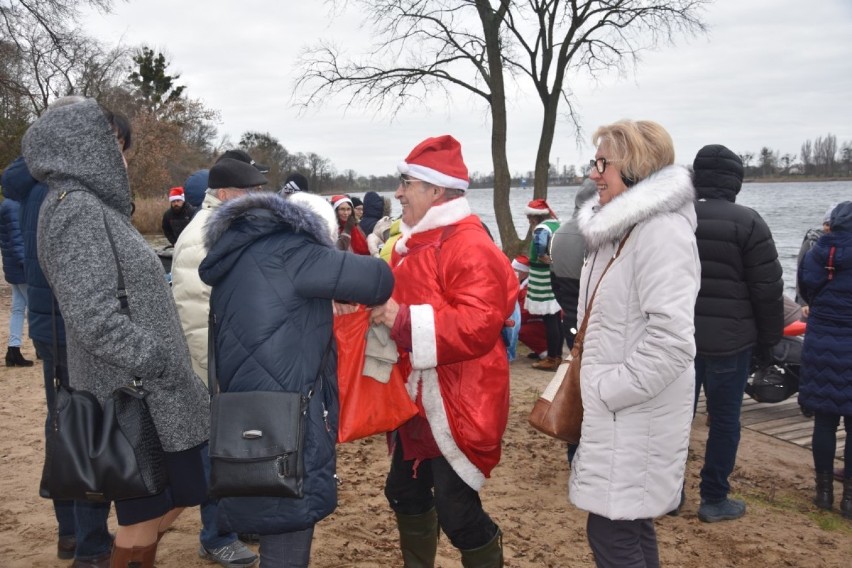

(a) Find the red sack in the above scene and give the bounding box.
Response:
[333,309,418,443]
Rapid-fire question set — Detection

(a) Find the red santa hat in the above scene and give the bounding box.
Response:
[331,195,353,211]
[397,135,469,191]
[168,187,185,202]
[511,255,530,273]
[524,198,557,219]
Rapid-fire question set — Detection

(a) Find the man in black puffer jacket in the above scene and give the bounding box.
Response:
[692,144,784,523]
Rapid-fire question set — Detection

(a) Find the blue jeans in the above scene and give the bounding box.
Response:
[501,301,521,361]
[8,283,27,347]
[35,339,112,559]
[199,447,239,549]
[694,349,752,503]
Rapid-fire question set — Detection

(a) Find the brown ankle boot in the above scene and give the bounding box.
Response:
[532,356,561,371]
[110,542,157,568]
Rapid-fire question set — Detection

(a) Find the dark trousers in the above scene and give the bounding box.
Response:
[543,312,563,358]
[694,349,751,502]
[35,339,112,559]
[259,527,314,568]
[812,412,851,477]
[587,514,659,568]
[384,439,497,550]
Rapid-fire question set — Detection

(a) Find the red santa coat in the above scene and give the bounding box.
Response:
[391,197,517,490]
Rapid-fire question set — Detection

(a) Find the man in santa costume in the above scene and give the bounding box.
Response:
[371,135,517,567]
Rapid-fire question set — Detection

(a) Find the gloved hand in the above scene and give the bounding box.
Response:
[753,344,775,369]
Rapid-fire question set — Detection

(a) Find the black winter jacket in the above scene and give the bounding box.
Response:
[1,156,66,344]
[199,192,394,534]
[0,197,25,284]
[162,202,196,245]
[693,168,784,356]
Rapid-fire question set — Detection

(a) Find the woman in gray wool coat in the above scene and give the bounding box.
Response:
[22,98,210,568]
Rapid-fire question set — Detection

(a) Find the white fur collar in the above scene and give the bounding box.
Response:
[577,165,695,251]
[395,197,471,254]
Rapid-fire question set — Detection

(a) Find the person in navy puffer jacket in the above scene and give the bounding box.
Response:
[798,200,852,518]
[0,194,33,366]
[3,152,114,564]
[199,191,394,567]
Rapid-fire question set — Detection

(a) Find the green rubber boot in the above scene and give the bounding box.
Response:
[395,508,439,568]
[460,529,503,568]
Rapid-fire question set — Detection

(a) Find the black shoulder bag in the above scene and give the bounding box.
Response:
[207,306,333,498]
[39,205,167,502]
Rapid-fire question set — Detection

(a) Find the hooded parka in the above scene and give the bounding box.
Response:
[23,98,209,453]
[692,144,784,356]
[199,192,394,534]
[569,165,701,520]
[798,201,852,416]
[0,197,25,284]
[1,157,67,344]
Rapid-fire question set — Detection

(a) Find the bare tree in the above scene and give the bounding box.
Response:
[738,151,754,172]
[296,0,708,253]
[813,133,837,177]
[0,1,115,51]
[758,146,777,177]
[800,140,812,176]
[779,153,795,175]
[0,1,124,117]
[840,141,852,176]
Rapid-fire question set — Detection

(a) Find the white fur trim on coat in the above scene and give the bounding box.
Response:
[395,197,471,255]
[578,165,695,252]
[409,304,438,370]
[406,368,486,491]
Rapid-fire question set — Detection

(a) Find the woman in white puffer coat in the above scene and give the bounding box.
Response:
[568,120,701,568]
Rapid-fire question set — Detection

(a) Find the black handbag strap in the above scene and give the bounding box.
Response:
[573,227,634,352]
[50,201,138,390]
[207,304,334,401]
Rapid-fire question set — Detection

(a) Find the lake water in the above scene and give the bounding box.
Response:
[368,180,851,298]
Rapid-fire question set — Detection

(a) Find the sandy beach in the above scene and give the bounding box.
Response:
[0,283,849,567]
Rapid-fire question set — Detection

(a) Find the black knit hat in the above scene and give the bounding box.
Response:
[217,149,270,174]
[208,158,269,189]
[692,144,743,196]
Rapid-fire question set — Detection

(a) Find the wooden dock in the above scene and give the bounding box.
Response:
[696,395,845,460]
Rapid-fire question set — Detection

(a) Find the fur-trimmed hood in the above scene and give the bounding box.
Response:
[200,192,335,287]
[578,165,696,251]
[204,192,334,250]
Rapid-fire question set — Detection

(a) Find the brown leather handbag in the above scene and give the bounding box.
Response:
[528,228,633,443]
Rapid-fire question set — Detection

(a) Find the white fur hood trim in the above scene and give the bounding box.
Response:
[406,368,487,491]
[578,165,696,251]
[395,197,471,255]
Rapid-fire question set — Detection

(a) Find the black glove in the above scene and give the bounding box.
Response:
[753,344,774,369]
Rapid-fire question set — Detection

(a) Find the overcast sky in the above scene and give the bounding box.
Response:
[82,0,852,178]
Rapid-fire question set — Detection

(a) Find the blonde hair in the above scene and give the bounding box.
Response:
[592,120,674,183]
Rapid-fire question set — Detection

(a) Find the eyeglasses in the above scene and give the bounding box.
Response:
[399,175,426,190]
[589,157,617,174]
